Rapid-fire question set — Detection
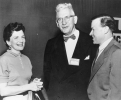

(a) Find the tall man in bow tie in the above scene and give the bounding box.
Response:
[43,3,97,100]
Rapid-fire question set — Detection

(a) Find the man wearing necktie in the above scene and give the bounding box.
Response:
[87,14,121,100]
[43,3,97,100]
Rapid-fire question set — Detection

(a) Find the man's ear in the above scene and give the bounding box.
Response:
[104,26,109,34]
[74,16,78,24]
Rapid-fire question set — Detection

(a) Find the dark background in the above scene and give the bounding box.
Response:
[0,0,121,78]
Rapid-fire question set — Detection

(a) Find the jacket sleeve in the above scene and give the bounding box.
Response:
[43,39,53,91]
[110,49,121,100]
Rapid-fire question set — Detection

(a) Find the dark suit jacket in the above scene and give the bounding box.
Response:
[43,30,97,100]
[87,39,121,100]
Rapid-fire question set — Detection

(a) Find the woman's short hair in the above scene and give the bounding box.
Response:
[3,22,25,43]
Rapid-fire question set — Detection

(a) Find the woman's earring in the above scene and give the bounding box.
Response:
[9,46,11,50]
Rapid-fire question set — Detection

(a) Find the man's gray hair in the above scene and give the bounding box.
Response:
[56,3,75,17]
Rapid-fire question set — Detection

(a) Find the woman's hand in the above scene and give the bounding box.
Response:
[33,78,43,90]
[33,78,41,83]
[29,79,43,91]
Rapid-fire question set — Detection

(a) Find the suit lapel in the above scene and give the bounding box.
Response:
[55,34,68,65]
[72,32,87,60]
[89,39,115,82]
[91,49,99,72]
[72,33,81,58]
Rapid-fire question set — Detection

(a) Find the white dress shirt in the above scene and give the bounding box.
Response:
[63,29,79,64]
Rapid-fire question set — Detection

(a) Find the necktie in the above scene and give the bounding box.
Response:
[92,49,99,69]
[95,48,99,62]
[64,34,76,42]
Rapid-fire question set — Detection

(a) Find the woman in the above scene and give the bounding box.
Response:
[0,22,43,100]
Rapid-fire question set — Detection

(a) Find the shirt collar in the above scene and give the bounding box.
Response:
[7,50,22,57]
[99,37,113,51]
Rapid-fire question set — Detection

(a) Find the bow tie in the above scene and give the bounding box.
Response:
[64,34,76,42]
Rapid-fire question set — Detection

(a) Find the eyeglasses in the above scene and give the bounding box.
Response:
[57,15,75,23]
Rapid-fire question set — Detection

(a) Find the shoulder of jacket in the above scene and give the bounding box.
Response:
[113,40,121,50]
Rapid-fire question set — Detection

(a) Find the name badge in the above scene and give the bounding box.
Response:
[69,58,80,66]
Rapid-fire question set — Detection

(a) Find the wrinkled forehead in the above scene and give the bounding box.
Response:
[56,8,71,18]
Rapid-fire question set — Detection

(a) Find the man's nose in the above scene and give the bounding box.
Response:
[62,18,67,25]
[89,30,93,36]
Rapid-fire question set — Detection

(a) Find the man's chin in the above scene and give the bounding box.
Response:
[93,41,98,44]
[61,29,69,34]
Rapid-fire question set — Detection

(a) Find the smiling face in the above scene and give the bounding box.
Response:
[56,8,77,36]
[6,30,25,54]
[90,18,106,45]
